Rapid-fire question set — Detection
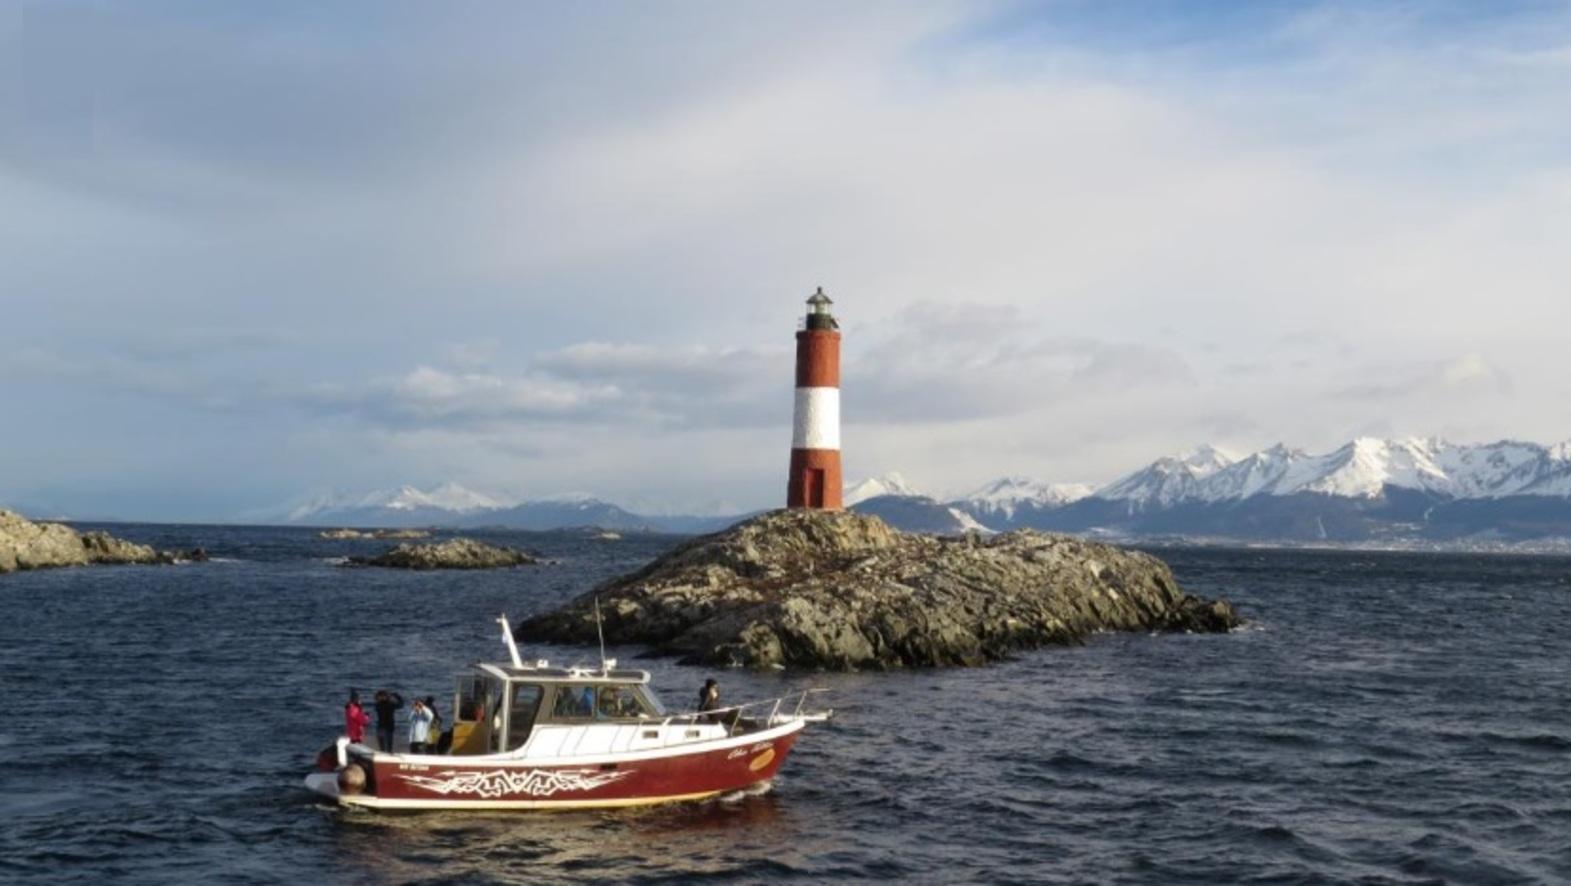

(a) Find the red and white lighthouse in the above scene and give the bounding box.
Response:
[787,287,842,510]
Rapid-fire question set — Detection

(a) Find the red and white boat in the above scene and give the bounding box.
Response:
[304,617,831,811]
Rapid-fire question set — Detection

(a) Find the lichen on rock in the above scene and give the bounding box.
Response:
[517,509,1239,670]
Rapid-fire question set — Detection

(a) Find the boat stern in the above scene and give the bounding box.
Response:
[304,737,378,806]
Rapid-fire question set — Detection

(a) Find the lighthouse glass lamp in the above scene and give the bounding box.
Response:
[787,288,843,510]
[805,287,838,330]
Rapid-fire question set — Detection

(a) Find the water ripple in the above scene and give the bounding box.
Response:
[4,528,1571,883]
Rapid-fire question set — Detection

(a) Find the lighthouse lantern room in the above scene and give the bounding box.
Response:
[787,287,843,510]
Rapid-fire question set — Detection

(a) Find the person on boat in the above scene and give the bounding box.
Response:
[698,679,720,718]
[423,695,443,735]
[344,690,370,744]
[408,697,434,754]
[597,686,635,719]
[373,689,404,752]
[426,695,452,754]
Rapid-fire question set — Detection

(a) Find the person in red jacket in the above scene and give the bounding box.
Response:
[344,690,371,744]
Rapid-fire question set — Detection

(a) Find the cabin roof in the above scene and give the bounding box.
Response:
[472,661,651,684]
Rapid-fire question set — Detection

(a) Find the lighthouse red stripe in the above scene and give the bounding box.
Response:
[795,331,840,388]
[787,448,843,510]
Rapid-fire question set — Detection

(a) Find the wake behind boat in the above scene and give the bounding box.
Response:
[304,617,831,810]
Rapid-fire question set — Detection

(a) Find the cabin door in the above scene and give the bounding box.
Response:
[504,683,544,752]
[802,468,825,508]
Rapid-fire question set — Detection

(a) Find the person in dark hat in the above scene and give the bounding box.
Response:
[697,679,720,716]
[373,689,403,752]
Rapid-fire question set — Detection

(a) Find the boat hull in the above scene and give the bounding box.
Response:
[308,722,802,811]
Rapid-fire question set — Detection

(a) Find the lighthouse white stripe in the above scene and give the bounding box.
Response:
[791,387,840,450]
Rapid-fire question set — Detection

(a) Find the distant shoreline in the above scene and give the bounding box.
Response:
[36,516,1571,558]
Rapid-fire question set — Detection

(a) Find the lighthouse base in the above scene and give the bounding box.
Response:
[787,448,842,510]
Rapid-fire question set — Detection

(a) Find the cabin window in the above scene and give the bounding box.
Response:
[550,685,597,720]
[506,683,544,751]
[596,685,654,720]
[485,680,507,753]
[455,676,487,722]
[639,686,667,717]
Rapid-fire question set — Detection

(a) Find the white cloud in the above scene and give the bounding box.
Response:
[4,2,1571,517]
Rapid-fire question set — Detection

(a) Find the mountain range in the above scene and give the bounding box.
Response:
[259,436,1571,545]
[947,437,1571,544]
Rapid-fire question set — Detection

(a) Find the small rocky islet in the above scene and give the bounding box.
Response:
[0,509,207,574]
[318,527,432,540]
[344,537,537,570]
[517,508,1240,670]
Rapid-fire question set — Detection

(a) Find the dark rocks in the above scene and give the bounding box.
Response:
[345,537,537,570]
[0,509,203,573]
[517,509,1240,670]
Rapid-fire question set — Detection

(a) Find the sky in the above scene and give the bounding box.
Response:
[2,0,1569,521]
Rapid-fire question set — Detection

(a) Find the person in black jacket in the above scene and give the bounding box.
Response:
[697,679,720,715]
[373,689,404,752]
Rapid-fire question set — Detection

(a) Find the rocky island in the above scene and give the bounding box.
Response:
[0,509,207,574]
[345,537,537,569]
[517,509,1239,669]
[319,528,432,540]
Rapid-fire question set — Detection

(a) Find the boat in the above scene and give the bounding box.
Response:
[304,616,831,810]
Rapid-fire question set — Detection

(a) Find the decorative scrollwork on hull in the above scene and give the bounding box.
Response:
[396,767,633,799]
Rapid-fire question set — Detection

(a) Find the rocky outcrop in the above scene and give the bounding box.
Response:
[345,537,537,569]
[318,528,432,540]
[517,509,1239,670]
[0,509,204,574]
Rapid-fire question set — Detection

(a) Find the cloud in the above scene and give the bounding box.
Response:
[1336,352,1513,401]
[851,304,1194,423]
[304,366,619,428]
[3,2,1571,518]
[285,303,1193,439]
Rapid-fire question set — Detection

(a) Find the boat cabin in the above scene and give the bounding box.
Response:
[445,661,671,757]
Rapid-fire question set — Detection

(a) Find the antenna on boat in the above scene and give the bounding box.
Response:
[497,614,525,669]
[594,597,611,672]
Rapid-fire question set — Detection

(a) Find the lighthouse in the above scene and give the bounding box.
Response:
[787,287,843,509]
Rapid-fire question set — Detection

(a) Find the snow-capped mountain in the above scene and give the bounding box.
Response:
[374,483,510,513]
[1187,438,1454,502]
[844,472,922,506]
[282,483,512,525]
[958,477,1095,518]
[458,496,667,532]
[273,484,737,533]
[1095,445,1238,512]
[258,436,1571,542]
[943,477,1095,530]
[850,493,990,534]
[1008,436,1571,543]
[1095,437,1571,507]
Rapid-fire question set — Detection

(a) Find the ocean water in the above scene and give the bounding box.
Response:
[2,524,1569,884]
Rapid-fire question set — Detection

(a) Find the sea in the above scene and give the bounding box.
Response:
[2,523,1569,885]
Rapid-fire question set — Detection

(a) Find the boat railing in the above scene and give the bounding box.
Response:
[653,687,831,738]
[526,689,831,756]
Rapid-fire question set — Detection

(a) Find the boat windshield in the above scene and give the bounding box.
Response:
[545,683,661,721]
[595,684,652,719]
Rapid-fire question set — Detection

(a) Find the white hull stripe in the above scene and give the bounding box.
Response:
[791,387,840,450]
[337,787,734,811]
